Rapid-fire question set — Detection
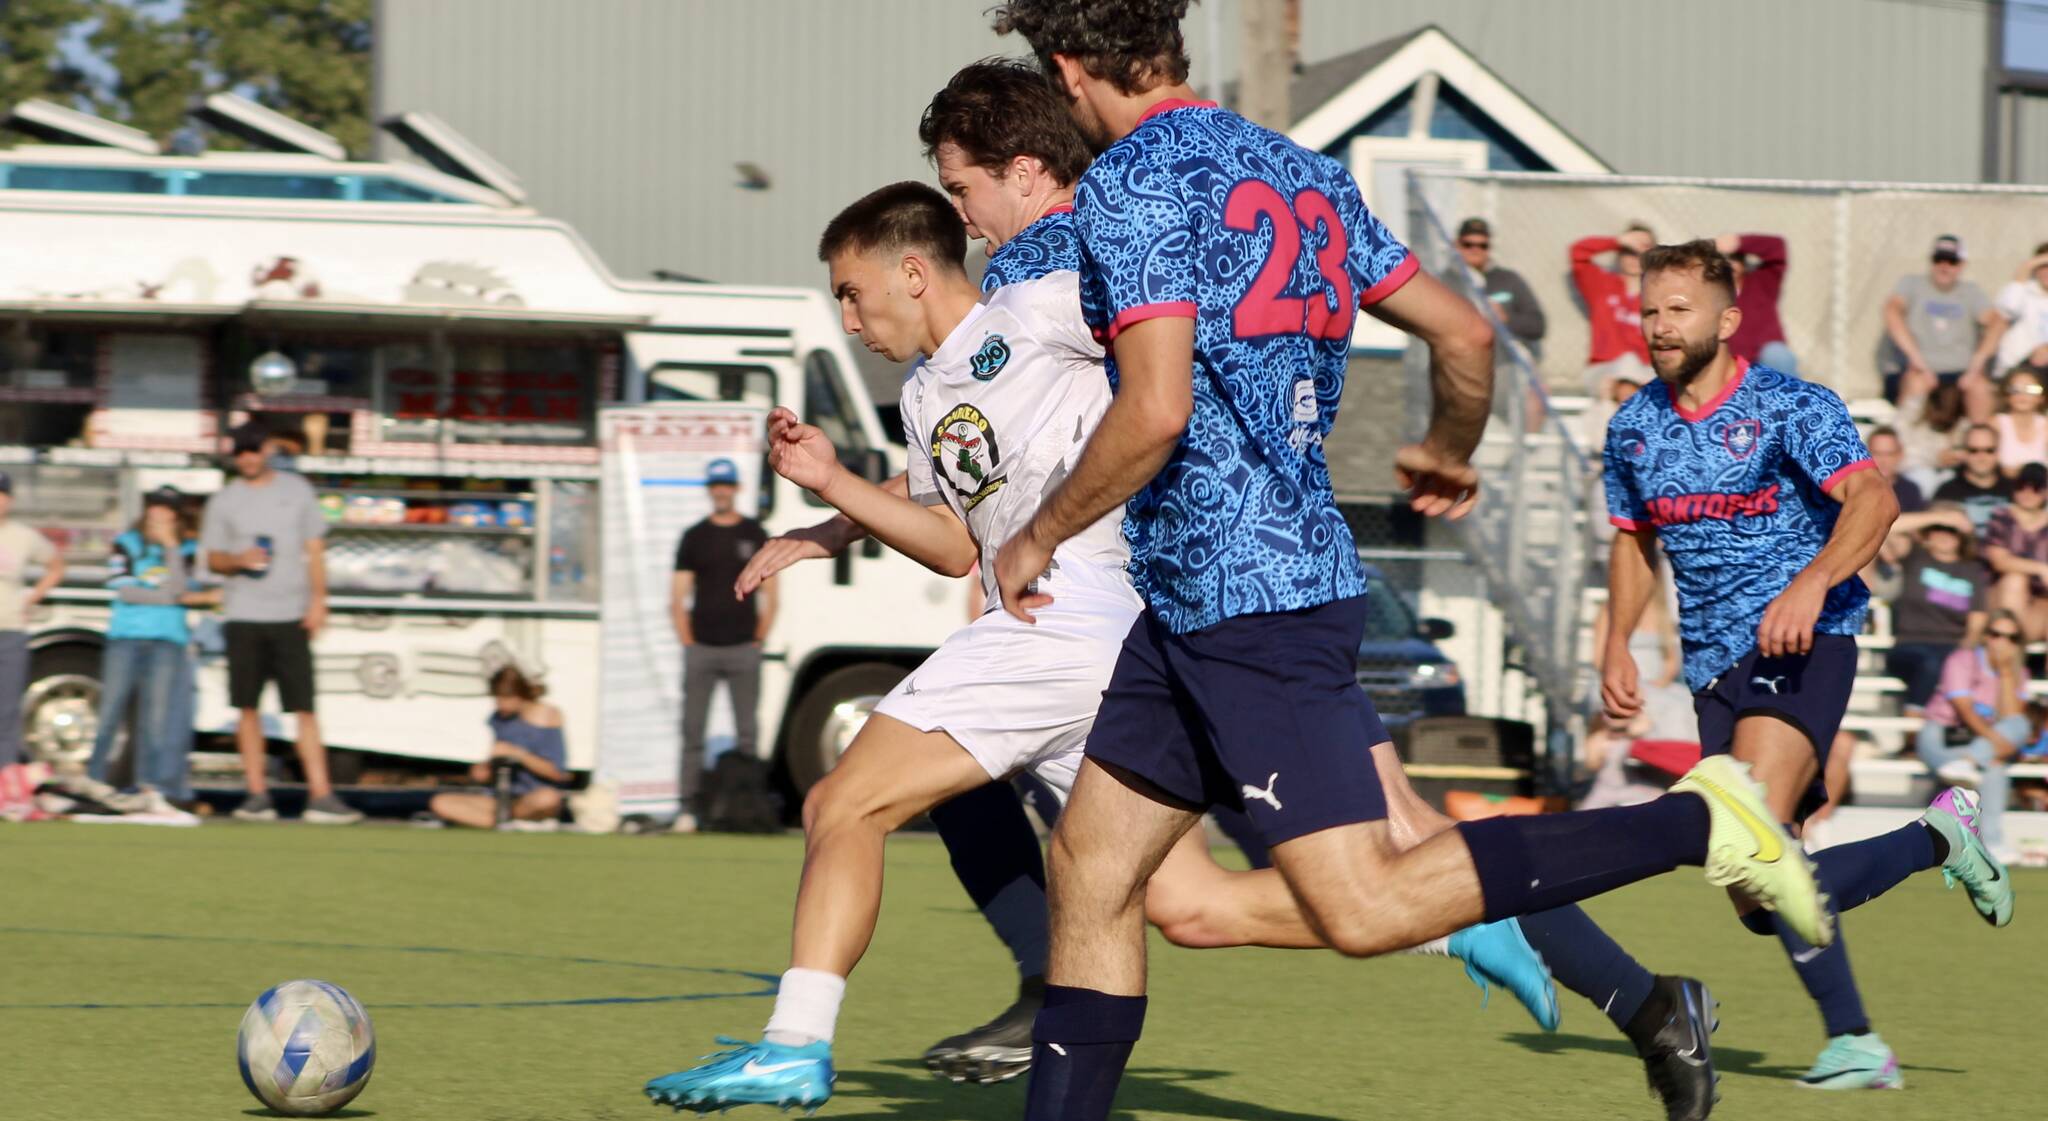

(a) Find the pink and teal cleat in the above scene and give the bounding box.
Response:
[1922,787,2015,928]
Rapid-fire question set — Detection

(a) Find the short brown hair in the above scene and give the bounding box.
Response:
[1641,239,1737,304]
[817,181,968,270]
[991,0,1192,96]
[920,57,1092,186]
[490,664,545,700]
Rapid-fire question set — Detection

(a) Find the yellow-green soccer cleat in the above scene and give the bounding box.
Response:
[1671,755,1833,947]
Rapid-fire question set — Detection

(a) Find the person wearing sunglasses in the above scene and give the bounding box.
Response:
[1983,461,2048,640]
[1993,368,2048,477]
[1916,610,2029,855]
[1450,217,1546,359]
[1932,422,2016,529]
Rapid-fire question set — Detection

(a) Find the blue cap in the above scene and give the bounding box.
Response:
[705,458,740,486]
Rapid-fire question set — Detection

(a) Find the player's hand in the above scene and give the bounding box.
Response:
[1757,570,1827,657]
[1601,645,1643,723]
[764,406,843,495]
[735,533,831,598]
[1394,445,1480,520]
[993,525,1055,623]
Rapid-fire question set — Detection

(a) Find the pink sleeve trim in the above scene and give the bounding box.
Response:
[1609,515,1646,531]
[1820,458,1877,494]
[1358,253,1419,308]
[1104,301,1198,342]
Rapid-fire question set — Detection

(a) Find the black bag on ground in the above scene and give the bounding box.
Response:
[702,753,783,833]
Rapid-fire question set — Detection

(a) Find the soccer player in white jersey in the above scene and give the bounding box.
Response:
[642,180,1555,1116]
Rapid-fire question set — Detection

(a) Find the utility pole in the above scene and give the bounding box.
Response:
[1238,0,1296,130]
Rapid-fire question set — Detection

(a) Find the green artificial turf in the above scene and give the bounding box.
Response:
[1,823,2038,1120]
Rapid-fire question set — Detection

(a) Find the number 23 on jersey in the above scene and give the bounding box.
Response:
[1224,180,1354,341]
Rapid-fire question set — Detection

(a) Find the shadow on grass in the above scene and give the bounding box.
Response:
[1503,1030,1798,1080]
[820,1059,1347,1121]
[243,1111,374,1118]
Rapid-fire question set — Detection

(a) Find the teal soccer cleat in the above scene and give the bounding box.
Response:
[1448,918,1560,1030]
[1922,786,2015,928]
[645,1037,835,1114]
[1797,1032,1902,1090]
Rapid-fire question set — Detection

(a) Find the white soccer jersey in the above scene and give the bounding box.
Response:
[901,269,1130,606]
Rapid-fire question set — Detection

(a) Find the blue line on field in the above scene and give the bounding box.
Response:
[0,926,779,1011]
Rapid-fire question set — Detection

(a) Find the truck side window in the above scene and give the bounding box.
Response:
[802,350,871,508]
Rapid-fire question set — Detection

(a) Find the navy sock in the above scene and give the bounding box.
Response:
[1517,906,1658,1030]
[1456,794,1711,921]
[1023,986,1146,1121]
[929,782,1049,978]
[1771,902,1867,1037]
[1810,822,1940,911]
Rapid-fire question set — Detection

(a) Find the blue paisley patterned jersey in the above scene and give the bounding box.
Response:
[981,206,1081,292]
[1072,99,1418,633]
[1602,360,1875,690]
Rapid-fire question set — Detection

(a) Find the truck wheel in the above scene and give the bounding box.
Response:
[783,663,909,794]
[23,644,107,772]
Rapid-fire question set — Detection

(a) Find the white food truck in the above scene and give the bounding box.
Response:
[0,101,960,813]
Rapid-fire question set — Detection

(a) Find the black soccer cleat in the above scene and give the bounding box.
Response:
[921,976,1043,1085]
[1628,975,1719,1121]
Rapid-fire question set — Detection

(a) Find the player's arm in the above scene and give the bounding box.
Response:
[733,474,903,598]
[1602,527,1660,721]
[1368,270,1494,516]
[1759,468,1899,658]
[768,406,974,577]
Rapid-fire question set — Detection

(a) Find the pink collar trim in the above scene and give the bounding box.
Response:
[1044,203,1075,216]
[1674,357,1750,422]
[1137,98,1219,126]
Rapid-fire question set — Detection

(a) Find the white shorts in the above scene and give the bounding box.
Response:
[872,578,1142,799]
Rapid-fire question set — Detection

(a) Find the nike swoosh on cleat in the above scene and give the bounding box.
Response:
[1693,773,1783,862]
[740,1058,819,1077]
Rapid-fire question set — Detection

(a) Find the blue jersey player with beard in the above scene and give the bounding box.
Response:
[1602,240,2014,1091]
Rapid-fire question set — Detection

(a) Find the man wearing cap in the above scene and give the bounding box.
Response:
[201,425,360,824]
[0,470,65,767]
[1992,242,2048,377]
[1449,217,1546,358]
[669,457,775,832]
[1884,234,2001,418]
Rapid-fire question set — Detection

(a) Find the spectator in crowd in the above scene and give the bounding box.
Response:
[1915,609,2028,852]
[1932,422,2014,528]
[1717,232,1796,372]
[1992,243,2048,376]
[1894,381,1968,495]
[202,424,360,824]
[670,457,775,834]
[0,471,63,768]
[1983,461,2048,639]
[1451,217,1546,358]
[1866,425,1926,513]
[85,487,217,803]
[1884,234,2000,420]
[1993,366,2048,476]
[429,665,568,829]
[1570,221,1653,392]
[1869,502,1986,716]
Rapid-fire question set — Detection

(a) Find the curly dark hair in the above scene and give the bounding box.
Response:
[1641,239,1737,305]
[817,181,967,269]
[989,0,1193,95]
[919,57,1092,186]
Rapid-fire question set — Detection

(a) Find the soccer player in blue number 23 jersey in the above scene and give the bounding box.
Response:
[1602,241,2014,1090]
[990,5,1852,1121]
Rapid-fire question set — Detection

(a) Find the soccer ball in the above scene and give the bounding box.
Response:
[236,980,376,1116]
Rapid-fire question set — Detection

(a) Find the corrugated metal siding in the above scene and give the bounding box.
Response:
[1299,0,1992,183]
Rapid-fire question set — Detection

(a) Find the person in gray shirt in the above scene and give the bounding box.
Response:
[200,425,360,824]
[1885,234,2003,421]
[1448,217,1546,359]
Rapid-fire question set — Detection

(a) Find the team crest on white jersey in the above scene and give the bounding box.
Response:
[931,403,1006,510]
[1724,419,1762,459]
[970,334,1012,381]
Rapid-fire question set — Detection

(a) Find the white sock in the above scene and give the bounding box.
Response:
[762,967,847,1046]
[1402,936,1452,957]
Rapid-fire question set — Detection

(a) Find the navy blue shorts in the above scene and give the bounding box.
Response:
[1692,634,1858,822]
[1086,596,1390,847]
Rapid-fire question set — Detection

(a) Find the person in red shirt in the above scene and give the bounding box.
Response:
[1719,232,1796,372]
[1570,222,1653,394]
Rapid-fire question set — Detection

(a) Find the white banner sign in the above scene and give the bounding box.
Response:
[596,404,767,818]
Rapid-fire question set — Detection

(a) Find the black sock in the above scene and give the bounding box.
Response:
[1920,820,1950,866]
[1456,794,1711,921]
[1022,986,1146,1121]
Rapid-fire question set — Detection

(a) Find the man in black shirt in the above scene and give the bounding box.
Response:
[1932,423,2015,530]
[1449,217,1547,358]
[670,458,775,831]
